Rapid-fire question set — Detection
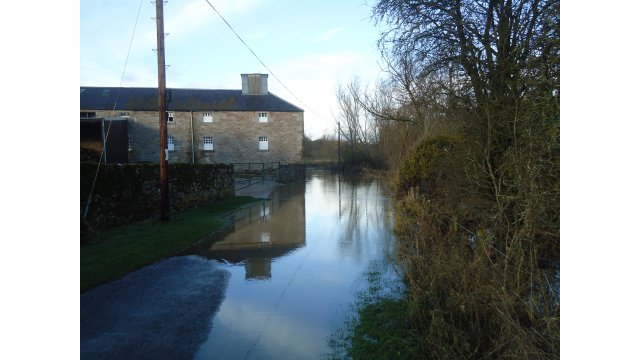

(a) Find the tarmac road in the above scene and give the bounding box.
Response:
[81,181,283,359]
[80,255,230,360]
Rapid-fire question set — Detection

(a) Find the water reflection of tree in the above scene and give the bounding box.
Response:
[337,176,395,263]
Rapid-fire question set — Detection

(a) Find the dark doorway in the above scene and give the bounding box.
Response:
[80,118,129,164]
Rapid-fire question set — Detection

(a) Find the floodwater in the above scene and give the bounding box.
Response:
[80,171,400,360]
[191,171,399,359]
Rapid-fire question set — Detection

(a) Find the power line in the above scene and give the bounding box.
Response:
[83,0,145,221]
[202,0,331,124]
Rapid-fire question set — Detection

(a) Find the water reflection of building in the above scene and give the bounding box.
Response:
[199,182,306,280]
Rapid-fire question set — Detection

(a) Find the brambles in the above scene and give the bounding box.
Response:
[332,0,559,357]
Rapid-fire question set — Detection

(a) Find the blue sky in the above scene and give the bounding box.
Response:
[80,0,385,139]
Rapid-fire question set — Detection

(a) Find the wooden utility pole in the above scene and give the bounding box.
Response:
[337,122,341,171]
[156,0,169,221]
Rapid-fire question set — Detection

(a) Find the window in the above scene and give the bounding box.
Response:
[258,112,268,123]
[203,112,213,123]
[128,138,132,152]
[167,111,174,122]
[258,136,269,150]
[80,112,96,118]
[119,112,130,118]
[101,89,110,96]
[203,137,214,151]
[167,136,175,151]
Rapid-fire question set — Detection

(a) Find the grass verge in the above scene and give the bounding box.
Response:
[346,297,416,360]
[81,196,258,292]
[327,264,416,360]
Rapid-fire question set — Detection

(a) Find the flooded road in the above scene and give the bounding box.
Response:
[81,171,399,359]
[192,171,398,359]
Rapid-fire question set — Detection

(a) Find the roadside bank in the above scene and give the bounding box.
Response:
[81,195,260,292]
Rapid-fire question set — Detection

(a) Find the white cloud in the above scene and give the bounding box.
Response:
[208,0,266,14]
[140,0,267,45]
[265,50,380,139]
[170,0,265,36]
[165,1,214,38]
[247,31,268,40]
[315,27,344,42]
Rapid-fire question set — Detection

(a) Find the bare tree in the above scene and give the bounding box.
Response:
[362,1,560,357]
[372,0,560,143]
[335,79,383,166]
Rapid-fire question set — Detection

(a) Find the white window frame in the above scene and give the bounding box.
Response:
[258,112,268,123]
[203,112,213,123]
[119,111,130,118]
[203,136,214,151]
[167,136,175,151]
[258,136,269,151]
[167,111,174,122]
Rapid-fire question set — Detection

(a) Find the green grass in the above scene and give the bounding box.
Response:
[346,297,416,360]
[327,266,416,360]
[81,196,258,292]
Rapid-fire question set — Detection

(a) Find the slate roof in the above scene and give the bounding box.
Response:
[80,87,304,112]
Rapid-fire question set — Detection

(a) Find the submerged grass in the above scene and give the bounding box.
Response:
[327,264,416,360]
[81,196,258,292]
[347,297,416,360]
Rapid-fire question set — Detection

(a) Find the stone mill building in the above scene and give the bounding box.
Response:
[80,74,304,164]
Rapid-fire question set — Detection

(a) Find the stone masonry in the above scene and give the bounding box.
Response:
[83,74,304,165]
[90,110,303,164]
[81,163,234,229]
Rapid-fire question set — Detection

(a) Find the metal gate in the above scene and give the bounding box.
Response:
[232,162,280,191]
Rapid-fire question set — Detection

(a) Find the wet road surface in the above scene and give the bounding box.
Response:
[80,256,230,359]
[81,172,399,359]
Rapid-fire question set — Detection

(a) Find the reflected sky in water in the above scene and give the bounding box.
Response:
[193,171,398,359]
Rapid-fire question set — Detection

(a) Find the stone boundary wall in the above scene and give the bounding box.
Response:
[81,163,234,230]
[277,164,306,183]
